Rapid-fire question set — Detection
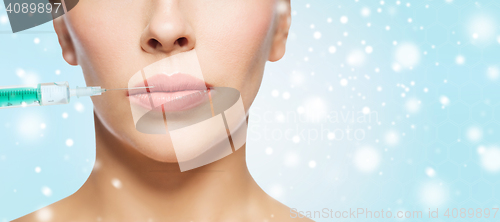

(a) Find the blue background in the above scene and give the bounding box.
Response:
[2,0,500,221]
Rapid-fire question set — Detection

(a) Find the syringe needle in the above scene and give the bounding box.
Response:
[105,86,155,91]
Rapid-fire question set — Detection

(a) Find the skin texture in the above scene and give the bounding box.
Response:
[14,0,313,221]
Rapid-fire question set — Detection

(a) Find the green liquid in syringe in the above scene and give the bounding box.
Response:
[0,87,41,108]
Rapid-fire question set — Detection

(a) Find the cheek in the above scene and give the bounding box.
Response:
[63,2,148,139]
[65,1,144,86]
[195,1,276,106]
[200,2,275,63]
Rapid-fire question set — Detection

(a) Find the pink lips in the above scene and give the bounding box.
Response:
[128,73,210,112]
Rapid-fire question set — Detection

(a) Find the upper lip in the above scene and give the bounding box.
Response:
[128,73,208,96]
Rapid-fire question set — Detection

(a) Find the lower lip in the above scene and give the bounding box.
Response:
[129,90,210,112]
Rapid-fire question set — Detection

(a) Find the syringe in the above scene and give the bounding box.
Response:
[0,81,153,109]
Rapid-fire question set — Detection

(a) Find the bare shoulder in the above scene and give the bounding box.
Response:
[11,189,95,222]
[11,199,69,222]
[259,195,315,222]
[273,204,316,221]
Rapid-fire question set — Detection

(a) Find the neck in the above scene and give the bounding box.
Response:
[76,113,264,221]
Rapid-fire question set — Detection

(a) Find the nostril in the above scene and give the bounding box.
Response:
[147,39,161,49]
[176,37,188,47]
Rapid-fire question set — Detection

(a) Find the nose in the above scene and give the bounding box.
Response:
[140,2,195,55]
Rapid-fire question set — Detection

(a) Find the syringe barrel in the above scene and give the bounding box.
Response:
[39,82,71,106]
[0,85,40,108]
[0,82,71,109]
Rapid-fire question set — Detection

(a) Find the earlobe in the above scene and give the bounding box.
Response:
[268,0,291,62]
[268,38,287,62]
[53,17,78,66]
[62,50,77,65]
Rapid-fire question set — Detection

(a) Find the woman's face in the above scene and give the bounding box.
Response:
[54,0,290,163]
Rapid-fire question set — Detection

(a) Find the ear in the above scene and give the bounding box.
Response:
[53,16,78,66]
[268,0,291,62]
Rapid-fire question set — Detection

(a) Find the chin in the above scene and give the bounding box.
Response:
[128,130,233,169]
[144,149,179,163]
[124,134,179,163]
